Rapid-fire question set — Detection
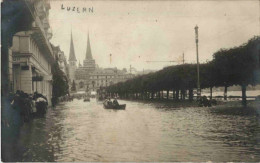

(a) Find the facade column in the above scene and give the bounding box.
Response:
[20,65,33,94]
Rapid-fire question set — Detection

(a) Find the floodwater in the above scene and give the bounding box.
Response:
[16,99,260,162]
[202,90,260,98]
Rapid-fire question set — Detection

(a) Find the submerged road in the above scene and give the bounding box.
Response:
[15,98,260,162]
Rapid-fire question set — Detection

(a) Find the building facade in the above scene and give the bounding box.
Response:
[11,1,54,102]
[52,45,69,78]
[68,32,134,93]
[87,68,134,91]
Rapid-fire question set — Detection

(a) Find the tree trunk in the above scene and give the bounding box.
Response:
[189,89,193,101]
[176,90,179,100]
[181,89,185,100]
[224,85,228,100]
[210,87,213,100]
[158,91,161,99]
[166,90,169,100]
[172,89,175,100]
[151,92,154,99]
[162,91,164,99]
[242,84,247,107]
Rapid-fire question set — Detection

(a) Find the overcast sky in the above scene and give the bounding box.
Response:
[49,0,259,71]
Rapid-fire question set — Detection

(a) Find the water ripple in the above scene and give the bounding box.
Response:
[17,99,260,162]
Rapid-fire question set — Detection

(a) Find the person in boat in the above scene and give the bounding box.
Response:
[107,98,113,106]
[113,98,119,107]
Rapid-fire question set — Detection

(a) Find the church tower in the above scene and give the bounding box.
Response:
[68,31,77,83]
[83,32,96,72]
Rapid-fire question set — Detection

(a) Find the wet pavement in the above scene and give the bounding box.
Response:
[14,98,260,162]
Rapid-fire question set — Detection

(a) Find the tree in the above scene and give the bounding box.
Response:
[105,36,260,107]
[211,36,260,106]
[71,80,76,92]
[52,61,69,105]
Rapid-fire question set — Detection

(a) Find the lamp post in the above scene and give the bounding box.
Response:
[195,25,201,98]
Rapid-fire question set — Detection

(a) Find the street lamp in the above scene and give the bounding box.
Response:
[195,25,201,98]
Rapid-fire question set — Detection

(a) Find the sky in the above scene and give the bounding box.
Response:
[49,0,259,71]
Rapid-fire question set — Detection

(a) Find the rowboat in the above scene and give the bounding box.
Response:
[103,103,126,110]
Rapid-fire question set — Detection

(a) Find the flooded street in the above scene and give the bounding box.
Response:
[17,99,260,162]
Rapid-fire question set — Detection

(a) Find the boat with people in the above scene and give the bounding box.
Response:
[103,103,126,110]
[103,98,126,110]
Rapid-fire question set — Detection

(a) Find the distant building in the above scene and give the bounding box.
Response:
[83,33,96,71]
[87,68,134,91]
[68,32,134,92]
[74,33,96,82]
[52,45,69,78]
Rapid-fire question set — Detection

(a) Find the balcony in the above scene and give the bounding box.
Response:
[31,16,54,63]
[24,0,54,62]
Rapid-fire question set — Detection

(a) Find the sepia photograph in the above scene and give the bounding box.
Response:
[1,0,260,162]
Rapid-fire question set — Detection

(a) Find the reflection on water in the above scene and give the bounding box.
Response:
[17,99,260,162]
[202,90,260,98]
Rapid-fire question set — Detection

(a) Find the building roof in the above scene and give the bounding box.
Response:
[85,32,93,60]
[69,31,77,61]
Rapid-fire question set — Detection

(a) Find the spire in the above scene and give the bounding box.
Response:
[69,30,77,61]
[78,60,82,67]
[85,32,93,60]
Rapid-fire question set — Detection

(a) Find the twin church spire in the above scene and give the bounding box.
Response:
[68,30,93,63]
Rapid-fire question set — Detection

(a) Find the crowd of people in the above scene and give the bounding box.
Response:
[9,90,49,123]
[8,91,123,124]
